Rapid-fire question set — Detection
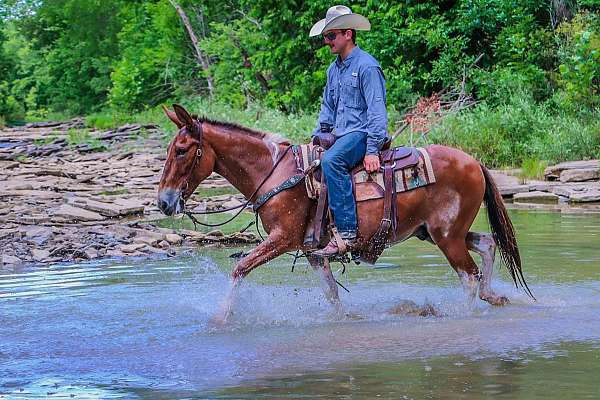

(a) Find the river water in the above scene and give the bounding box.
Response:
[1,210,599,399]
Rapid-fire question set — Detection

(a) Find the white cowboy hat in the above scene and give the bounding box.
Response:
[309,5,371,37]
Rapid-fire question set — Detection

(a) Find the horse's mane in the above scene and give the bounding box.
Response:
[193,115,291,145]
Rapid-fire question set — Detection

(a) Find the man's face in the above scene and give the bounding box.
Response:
[323,29,352,54]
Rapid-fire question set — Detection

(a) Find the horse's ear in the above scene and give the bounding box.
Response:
[162,105,183,128]
[172,104,194,129]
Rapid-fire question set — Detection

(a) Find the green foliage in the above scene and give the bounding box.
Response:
[66,128,107,152]
[33,133,60,146]
[519,158,549,180]
[428,89,600,167]
[554,12,600,111]
[109,1,191,111]
[163,97,316,144]
[201,18,268,108]
[1,0,599,168]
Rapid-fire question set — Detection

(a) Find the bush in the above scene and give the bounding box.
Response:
[553,12,600,112]
[428,91,600,167]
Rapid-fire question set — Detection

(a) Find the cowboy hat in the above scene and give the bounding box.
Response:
[309,5,371,37]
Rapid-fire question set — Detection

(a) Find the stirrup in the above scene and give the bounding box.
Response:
[312,227,354,258]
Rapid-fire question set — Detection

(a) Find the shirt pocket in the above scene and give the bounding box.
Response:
[343,74,362,108]
[329,85,337,107]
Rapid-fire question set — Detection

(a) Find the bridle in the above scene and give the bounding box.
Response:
[180,120,204,200]
[173,119,296,228]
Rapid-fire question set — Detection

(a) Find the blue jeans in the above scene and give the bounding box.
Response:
[321,131,367,237]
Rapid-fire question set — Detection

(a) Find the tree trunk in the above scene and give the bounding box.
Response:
[168,0,214,96]
[550,0,575,29]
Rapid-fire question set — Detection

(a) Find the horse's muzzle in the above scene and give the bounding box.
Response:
[157,189,185,216]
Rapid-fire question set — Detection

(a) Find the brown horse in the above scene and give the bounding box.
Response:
[157,104,531,322]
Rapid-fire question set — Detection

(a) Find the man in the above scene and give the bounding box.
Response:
[310,5,389,257]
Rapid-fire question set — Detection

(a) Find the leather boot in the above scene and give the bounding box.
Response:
[312,237,356,257]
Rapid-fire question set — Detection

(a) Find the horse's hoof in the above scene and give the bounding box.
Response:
[210,312,230,326]
[481,295,510,306]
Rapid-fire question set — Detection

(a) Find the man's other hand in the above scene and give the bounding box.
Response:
[363,154,380,173]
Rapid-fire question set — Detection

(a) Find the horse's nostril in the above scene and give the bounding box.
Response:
[158,199,171,214]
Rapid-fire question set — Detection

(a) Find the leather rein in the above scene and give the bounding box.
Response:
[180,124,298,228]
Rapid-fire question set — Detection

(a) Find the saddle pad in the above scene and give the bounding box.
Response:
[299,144,436,202]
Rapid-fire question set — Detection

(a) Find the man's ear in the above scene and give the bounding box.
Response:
[162,105,184,128]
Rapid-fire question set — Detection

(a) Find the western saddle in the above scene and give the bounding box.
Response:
[300,139,422,264]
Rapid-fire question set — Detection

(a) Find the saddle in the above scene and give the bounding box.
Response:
[298,143,435,264]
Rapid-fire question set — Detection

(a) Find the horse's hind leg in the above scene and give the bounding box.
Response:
[466,232,509,306]
[307,255,342,312]
[437,239,481,302]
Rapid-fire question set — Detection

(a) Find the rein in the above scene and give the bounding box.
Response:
[183,144,296,228]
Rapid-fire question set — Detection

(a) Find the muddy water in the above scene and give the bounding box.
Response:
[1,210,599,399]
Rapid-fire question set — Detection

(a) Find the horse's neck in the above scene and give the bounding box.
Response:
[205,124,282,199]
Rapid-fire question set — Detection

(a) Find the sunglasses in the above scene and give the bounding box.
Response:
[323,31,343,41]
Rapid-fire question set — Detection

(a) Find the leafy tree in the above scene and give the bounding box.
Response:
[15,0,125,113]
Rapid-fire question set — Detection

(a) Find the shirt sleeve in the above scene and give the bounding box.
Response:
[312,72,336,137]
[361,66,388,154]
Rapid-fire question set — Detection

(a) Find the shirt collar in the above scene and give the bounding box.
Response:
[336,46,360,68]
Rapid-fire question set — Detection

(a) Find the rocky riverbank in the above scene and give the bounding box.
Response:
[1,119,599,268]
[490,160,600,212]
[1,120,257,267]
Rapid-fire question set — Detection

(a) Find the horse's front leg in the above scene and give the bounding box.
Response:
[306,255,342,312]
[212,233,291,325]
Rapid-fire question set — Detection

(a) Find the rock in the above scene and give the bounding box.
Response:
[180,230,207,241]
[143,245,166,254]
[0,229,17,240]
[207,229,224,237]
[1,181,34,190]
[23,226,53,245]
[559,168,599,183]
[133,235,162,246]
[222,198,244,209]
[164,233,182,244]
[70,197,144,217]
[20,214,51,224]
[0,189,62,199]
[157,240,170,249]
[389,300,439,317]
[545,160,600,180]
[513,191,559,203]
[2,254,21,265]
[106,249,127,258]
[53,204,105,222]
[227,232,258,243]
[570,190,600,203]
[31,248,50,261]
[118,243,146,254]
[112,198,145,215]
[499,185,530,197]
[84,248,99,259]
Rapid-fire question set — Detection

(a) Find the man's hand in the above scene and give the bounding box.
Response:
[363,154,380,173]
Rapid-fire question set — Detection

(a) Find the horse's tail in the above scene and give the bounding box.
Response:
[480,163,535,299]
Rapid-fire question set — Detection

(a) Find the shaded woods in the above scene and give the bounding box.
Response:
[1,0,599,166]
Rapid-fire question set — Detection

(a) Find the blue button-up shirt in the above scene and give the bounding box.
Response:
[313,46,388,155]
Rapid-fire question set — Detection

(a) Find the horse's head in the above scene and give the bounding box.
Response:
[157,104,216,216]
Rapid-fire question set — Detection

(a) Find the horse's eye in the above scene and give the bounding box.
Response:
[175,147,187,158]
